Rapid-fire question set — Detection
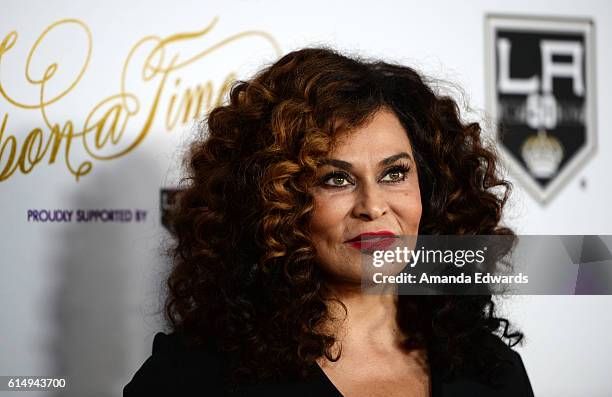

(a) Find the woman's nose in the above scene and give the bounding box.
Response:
[351,181,389,221]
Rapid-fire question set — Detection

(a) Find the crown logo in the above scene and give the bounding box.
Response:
[521,129,564,178]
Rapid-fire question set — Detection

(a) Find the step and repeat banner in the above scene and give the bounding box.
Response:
[1,1,611,396]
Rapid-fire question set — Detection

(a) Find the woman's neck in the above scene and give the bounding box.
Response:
[323,283,405,353]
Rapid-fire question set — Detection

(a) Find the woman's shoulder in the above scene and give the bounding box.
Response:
[123,332,332,397]
[123,332,226,396]
[435,332,535,397]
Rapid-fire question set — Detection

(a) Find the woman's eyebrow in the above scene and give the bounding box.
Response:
[319,152,412,170]
[380,152,412,166]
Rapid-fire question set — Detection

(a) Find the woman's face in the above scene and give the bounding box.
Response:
[309,108,422,285]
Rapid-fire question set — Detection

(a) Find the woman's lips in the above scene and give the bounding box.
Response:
[346,236,399,251]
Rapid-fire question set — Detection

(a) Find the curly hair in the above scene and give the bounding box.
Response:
[163,46,523,385]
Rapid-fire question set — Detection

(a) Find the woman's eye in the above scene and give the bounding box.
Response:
[324,174,352,187]
[380,165,410,183]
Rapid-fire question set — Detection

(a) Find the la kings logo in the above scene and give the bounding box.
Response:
[485,15,596,205]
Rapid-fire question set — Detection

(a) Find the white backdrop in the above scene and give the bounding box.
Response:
[1,1,611,396]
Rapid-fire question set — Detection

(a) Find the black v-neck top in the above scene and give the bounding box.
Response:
[123,332,535,396]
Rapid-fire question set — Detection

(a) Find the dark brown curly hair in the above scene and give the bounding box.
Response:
[163,46,523,385]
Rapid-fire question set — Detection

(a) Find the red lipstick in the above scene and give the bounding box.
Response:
[345,231,399,251]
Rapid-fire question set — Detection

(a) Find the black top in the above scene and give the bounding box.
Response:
[123,332,535,396]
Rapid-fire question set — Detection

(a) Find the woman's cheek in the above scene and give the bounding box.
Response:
[321,192,351,220]
[311,195,342,235]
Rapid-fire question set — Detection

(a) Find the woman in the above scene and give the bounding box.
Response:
[124,47,534,396]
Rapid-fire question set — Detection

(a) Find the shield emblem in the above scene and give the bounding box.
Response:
[485,15,596,205]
